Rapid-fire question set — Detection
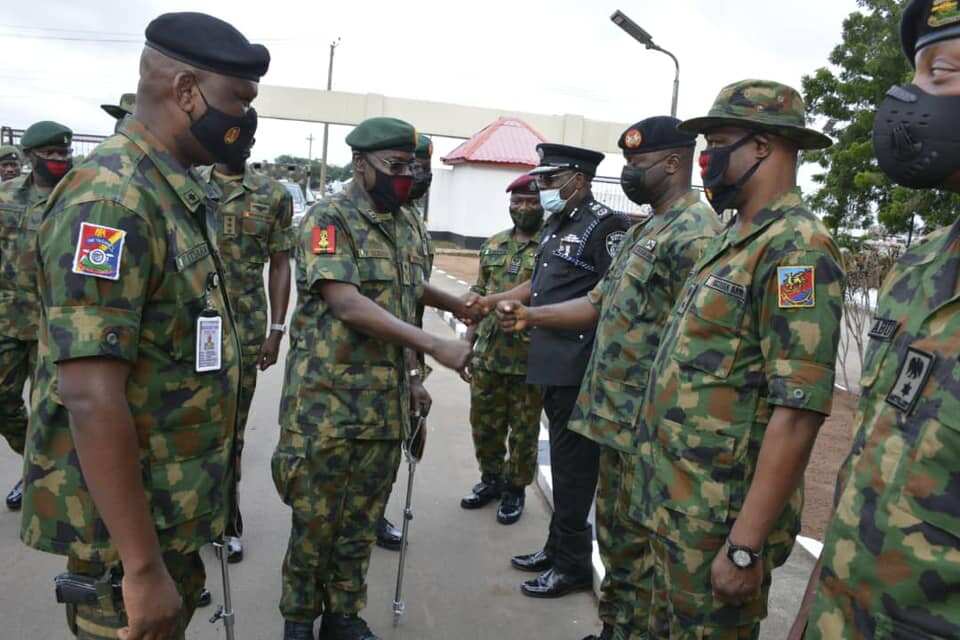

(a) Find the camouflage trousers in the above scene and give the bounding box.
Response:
[0,336,35,456]
[64,551,205,639]
[271,430,401,622]
[596,446,652,640]
[646,523,783,639]
[227,356,259,537]
[469,368,542,487]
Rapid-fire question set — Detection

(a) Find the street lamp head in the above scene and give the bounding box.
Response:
[611,10,654,47]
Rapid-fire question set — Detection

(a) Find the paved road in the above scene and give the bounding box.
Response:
[0,309,600,640]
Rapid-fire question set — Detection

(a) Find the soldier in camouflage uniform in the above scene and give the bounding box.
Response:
[274,117,473,640]
[791,3,960,638]
[19,13,267,639]
[628,81,844,639]
[461,173,544,525]
[0,145,22,182]
[198,142,294,563]
[498,117,721,639]
[0,121,72,512]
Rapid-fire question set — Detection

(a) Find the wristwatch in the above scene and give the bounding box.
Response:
[408,368,422,379]
[726,539,762,569]
[270,323,287,334]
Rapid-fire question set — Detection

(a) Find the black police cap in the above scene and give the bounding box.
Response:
[530,143,605,177]
[146,12,270,81]
[618,116,696,155]
[901,0,960,67]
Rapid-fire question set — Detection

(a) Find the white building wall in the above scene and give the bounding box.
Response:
[427,164,528,241]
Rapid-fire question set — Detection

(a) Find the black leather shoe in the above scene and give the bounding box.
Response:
[283,619,315,640]
[460,474,502,509]
[375,517,402,551]
[496,487,525,525]
[581,623,613,640]
[521,567,592,599]
[511,548,552,573]
[197,588,212,608]
[320,613,380,640]
[5,479,22,511]
[226,536,243,563]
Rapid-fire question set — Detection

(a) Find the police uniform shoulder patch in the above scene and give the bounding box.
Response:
[777,266,815,308]
[72,221,127,281]
[886,347,935,414]
[312,224,337,254]
[606,231,625,258]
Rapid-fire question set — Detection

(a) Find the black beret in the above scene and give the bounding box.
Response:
[146,12,270,81]
[21,121,72,151]
[346,117,418,152]
[618,116,696,155]
[530,143,604,177]
[901,0,960,66]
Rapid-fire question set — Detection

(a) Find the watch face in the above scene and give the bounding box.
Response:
[732,549,752,568]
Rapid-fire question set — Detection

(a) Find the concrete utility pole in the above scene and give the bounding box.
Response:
[305,133,314,194]
[318,37,341,192]
[611,10,680,117]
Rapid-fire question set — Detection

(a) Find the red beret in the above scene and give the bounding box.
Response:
[506,174,538,195]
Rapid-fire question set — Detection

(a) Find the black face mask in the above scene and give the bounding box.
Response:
[873,84,960,189]
[368,163,413,213]
[407,172,432,201]
[33,158,72,185]
[699,134,763,214]
[190,87,258,167]
[620,155,670,206]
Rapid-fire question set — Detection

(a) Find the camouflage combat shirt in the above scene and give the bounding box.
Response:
[398,202,434,327]
[20,117,242,563]
[470,227,541,375]
[279,179,419,441]
[198,166,294,355]
[0,174,51,341]
[809,219,960,639]
[631,189,844,561]
[567,193,720,452]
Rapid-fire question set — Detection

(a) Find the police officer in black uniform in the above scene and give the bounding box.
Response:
[505,143,631,598]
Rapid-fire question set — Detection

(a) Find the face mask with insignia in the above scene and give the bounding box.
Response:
[699,134,763,214]
[189,86,257,168]
[367,160,413,212]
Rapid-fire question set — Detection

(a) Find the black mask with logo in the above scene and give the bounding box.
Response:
[190,87,257,168]
[699,134,764,214]
[873,84,960,189]
[368,163,413,213]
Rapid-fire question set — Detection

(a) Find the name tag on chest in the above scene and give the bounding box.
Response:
[196,314,223,372]
[704,274,746,302]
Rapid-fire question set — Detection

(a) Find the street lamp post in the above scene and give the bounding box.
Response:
[318,37,341,193]
[611,10,679,117]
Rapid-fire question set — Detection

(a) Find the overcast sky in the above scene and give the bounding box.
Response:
[2,0,864,179]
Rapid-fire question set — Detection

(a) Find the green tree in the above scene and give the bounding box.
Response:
[803,0,960,240]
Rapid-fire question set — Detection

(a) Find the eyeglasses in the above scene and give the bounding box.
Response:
[32,148,72,161]
[366,154,415,176]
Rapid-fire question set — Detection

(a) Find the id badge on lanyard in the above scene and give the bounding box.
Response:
[196,272,223,372]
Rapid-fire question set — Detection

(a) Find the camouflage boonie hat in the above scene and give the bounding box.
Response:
[101,93,136,120]
[679,79,832,150]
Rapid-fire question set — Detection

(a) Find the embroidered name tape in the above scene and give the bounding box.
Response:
[705,274,746,302]
[778,266,815,308]
[72,222,126,281]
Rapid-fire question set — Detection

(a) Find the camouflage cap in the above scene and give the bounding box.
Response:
[21,121,72,151]
[0,145,21,163]
[679,79,832,150]
[101,93,136,120]
[415,133,433,159]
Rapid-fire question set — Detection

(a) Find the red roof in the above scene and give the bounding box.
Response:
[442,117,547,167]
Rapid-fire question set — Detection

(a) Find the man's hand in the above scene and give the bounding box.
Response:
[459,362,474,384]
[410,380,432,417]
[258,331,283,371]
[458,292,490,325]
[710,547,763,606]
[430,337,472,371]
[117,562,182,640]
[496,300,530,332]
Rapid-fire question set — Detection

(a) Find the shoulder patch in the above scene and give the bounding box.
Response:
[312,225,336,254]
[886,347,935,414]
[606,231,625,258]
[777,266,815,308]
[72,222,126,281]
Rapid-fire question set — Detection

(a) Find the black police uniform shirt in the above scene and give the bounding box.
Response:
[527,193,631,387]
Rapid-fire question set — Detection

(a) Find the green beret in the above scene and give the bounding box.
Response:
[0,145,21,163]
[21,121,72,151]
[415,134,433,159]
[346,117,417,153]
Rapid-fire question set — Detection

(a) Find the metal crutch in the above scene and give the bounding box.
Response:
[392,413,426,626]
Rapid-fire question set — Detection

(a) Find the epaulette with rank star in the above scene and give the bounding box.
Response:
[590,201,612,218]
